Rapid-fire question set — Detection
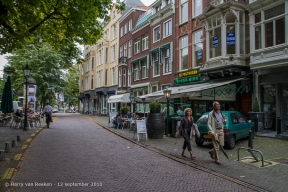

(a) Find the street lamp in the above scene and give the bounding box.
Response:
[142,98,146,117]
[23,64,31,131]
[163,89,172,136]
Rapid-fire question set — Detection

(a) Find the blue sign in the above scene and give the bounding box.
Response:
[197,49,202,59]
[212,36,219,48]
[226,33,235,45]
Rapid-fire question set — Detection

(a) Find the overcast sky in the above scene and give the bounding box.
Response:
[0,0,155,76]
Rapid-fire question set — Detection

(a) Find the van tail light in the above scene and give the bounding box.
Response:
[223,129,230,133]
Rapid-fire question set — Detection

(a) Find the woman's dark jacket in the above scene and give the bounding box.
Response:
[179,116,194,137]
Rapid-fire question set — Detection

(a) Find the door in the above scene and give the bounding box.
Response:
[239,92,252,118]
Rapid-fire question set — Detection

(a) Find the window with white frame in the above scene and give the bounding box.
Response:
[152,86,157,93]
[164,20,172,37]
[193,0,202,17]
[111,44,116,61]
[180,0,188,24]
[129,19,132,31]
[120,26,123,37]
[165,0,171,6]
[133,63,139,80]
[226,12,237,55]
[92,57,94,69]
[128,40,132,58]
[180,35,188,70]
[91,75,94,89]
[112,67,115,85]
[141,60,148,79]
[98,50,102,65]
[254,4,285,50]
[105,48,108,63]
[155,4,162,12]
[102,98,107,113]
[124,43,127,57]
[124,23,128,34]
[113,25,116,39]
[118,70,122,87]
[81,80,84,91]
[193,30,203,67]
[123,69,126,86]
[105,69,108,85]
[81,65,84,75]
[86,60,89,71]
[99,70,102,86]
[120,45,123,57]
[142,33,149,50]
[153,52,160,76]
[134,38,140,54]
[209,15,222,58]
[163,48,171,73]
[86,76,89,90]
[128,68,131,86]
[153,26,161,42]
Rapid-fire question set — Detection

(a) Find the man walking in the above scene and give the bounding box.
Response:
[207,101,225,165]
[43,102,53,128]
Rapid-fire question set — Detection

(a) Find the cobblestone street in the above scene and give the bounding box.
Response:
[7,113,269,191]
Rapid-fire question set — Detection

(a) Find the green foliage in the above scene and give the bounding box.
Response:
[252,97,260,112]
[120,106,129,114]
[63,64,80,108]
[0,0,125,54]
[149,101,161,112]
[6,38,79,109]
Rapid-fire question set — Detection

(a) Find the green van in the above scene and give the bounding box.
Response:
[195,111,255,149]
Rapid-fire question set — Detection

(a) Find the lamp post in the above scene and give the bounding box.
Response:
[163,89,171,135]
[23,64,31,131]
[142,98,146,117]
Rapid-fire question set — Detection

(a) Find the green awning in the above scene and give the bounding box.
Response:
[202,85,252,97]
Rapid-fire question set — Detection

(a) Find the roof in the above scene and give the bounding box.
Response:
[135,9,152,27]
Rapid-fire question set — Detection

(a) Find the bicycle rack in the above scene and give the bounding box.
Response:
[238,147,265,167]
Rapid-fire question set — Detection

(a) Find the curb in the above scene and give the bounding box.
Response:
[87,116,271,192]
[1,123,48,191]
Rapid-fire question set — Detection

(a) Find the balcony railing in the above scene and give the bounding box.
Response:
[118,56,128,64]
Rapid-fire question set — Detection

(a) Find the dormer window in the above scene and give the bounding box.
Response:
[155,4,162,12]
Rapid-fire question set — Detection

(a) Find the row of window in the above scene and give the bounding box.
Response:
[180,0,203,24]
[120,19,133,37]
[82,67,117,91]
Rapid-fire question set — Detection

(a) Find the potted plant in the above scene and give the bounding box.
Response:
[146,101,164,139]
[149,101,162,113]
[248,97,264,132]
[120,106,129,115]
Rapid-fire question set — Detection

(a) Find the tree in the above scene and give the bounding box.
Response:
[63,64,80,109]
[6,39,78,109]
[0,0,124,54]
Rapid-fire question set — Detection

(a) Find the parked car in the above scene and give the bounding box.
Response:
[195,111,255,149]
[52,109,58,113]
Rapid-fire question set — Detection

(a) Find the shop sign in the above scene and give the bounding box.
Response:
[226,33,235,45]
[178,69,198,78]
[197,49,202,59]
[174,76,199,84]
[212,36,219,48]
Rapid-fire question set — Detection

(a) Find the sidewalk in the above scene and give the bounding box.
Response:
[88,115,288,192]
[0,122,45,191]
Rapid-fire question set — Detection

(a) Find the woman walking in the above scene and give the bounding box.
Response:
[176,108,196,159]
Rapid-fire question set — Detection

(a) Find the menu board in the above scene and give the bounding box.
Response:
[136,120,147,133]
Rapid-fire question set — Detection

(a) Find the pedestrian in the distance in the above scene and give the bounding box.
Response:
[43,102,53,128]
[207,101,225,165]
[176,108,196,159]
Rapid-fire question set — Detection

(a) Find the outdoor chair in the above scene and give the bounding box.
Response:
[117,118,126,129]
[28,117,36,129]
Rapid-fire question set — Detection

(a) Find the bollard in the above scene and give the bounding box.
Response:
[17,135,21,142]
[11,139,17,147]
[254,115,258,132]
[0,150,5,161]
[5,142,11,153]
[248,130,253,149]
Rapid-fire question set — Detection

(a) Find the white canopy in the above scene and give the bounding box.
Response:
[108,93,130,103]
[136,77,247,102]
